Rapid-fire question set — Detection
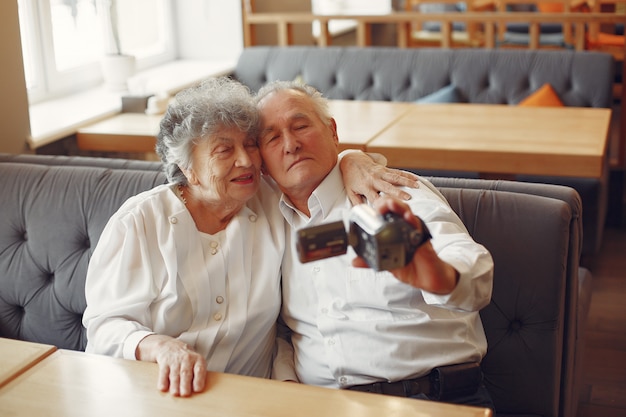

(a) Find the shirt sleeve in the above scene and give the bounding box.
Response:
[408,177,494,312]
[82,209,160,360]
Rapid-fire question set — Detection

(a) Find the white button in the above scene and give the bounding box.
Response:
[313,266,320,273]
[216,296,224,304]
[339,376,348,385]
[248,214,257,222]
[170,217,178,224]
[211,249,218,255]
[213,313,222,321]
[321,308,328,314]
[328,339,335,346]
[210,241,219,248]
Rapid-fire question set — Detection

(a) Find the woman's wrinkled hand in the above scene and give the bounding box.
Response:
[137,334,207,397]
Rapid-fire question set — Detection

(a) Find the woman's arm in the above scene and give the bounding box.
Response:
[339,150,420,205]
[83,199,208,397]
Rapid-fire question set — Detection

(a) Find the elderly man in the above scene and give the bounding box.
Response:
[256,80,495,411]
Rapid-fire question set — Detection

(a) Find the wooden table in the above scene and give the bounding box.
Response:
[75,100,413,154]
[0,337,56,388]
[0,349,491,417]
[75,102,610,179]
[366,103,611,178]
[76,113,164,153]
[329,100,413,151]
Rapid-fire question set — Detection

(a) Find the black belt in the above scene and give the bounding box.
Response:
[345,362,482,400]
[347,374,432,397]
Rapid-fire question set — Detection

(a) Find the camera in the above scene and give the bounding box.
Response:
[296,204,431,271]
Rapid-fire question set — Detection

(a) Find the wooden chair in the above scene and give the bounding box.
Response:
[584,1,625,176]
[494,0,580,49]
[586,0,626,100]
[403,0,496,47]
[586,0,625,59]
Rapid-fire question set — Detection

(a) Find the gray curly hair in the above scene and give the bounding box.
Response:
[156,77,260,184]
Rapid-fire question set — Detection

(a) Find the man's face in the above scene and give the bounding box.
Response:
[257,90,339,200]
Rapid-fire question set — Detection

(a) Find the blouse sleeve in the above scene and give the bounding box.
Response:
[83,209,161,359]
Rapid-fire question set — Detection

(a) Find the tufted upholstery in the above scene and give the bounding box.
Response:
[430,177,592,417]
[0,153,585,417]
[233,46,614,256]
[0,154,164,350]
[234,46,613,107]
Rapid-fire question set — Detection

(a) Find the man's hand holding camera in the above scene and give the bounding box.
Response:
[352,196,460,295]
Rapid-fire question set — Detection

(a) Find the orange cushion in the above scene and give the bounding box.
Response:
[519,83,564,107]
[537,3,564,12]
[587,32,625,48]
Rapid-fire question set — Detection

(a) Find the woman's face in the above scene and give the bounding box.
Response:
[185,126,262,206]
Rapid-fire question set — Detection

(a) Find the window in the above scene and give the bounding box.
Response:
[18,0,176,103]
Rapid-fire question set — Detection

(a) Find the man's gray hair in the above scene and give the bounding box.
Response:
[256,80,333,127]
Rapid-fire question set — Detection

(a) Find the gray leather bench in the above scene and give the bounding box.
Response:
[0,153,587,417]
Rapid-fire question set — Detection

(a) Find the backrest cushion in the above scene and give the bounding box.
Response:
[439,187,571,417]
[0,161,166,350]
[415,84,463,104]
[234,46,614,108]
[518,83,564,107]
[537,2,564,12]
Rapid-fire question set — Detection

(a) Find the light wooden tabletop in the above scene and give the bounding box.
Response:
[0,337,56,388]
[75,100,413,153]
[76,113,163,153]
[329,100,414,151]
[0,349,491,417]
[366,103,611,178]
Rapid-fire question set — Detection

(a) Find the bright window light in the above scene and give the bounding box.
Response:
[17,0,175,103]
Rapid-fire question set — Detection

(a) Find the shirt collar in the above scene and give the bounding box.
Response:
[278,164,345,227]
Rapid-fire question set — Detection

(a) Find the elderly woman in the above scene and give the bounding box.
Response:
[83,77,283,397]
[83,77,418,398]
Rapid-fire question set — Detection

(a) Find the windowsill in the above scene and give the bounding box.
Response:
[27,59,237,150]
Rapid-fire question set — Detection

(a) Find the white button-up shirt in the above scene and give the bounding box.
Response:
[83,180,285,378]
[273,165,493,388]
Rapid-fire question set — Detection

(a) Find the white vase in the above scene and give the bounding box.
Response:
[101,54,136,92]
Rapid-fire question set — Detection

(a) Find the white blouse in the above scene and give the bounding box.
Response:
[83,180,285,378]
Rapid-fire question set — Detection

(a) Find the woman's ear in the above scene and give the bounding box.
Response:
[181,166,198,185]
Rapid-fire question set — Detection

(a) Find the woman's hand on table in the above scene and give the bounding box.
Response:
[137,334,207,397]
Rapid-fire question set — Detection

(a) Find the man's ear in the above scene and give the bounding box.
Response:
[330,118,339,145]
